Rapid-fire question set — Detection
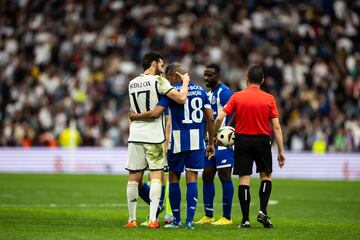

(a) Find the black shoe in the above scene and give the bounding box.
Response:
[239,220,251,228]
[257,212,273,228]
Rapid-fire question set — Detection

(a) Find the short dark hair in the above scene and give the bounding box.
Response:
[142,52,163,70]
[164,63,185,78]
[206,63,220,75]
[247,65,264,84]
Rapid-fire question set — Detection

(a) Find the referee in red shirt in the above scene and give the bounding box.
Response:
[214,65,286,228]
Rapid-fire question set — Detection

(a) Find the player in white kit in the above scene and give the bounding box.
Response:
[125,52,190,229]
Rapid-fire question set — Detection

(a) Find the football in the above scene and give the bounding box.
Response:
[216,126,235,147]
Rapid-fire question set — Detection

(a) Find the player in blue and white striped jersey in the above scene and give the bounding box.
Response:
[165,85,210,154]
[195,64,235,225]
[129,63,215,229]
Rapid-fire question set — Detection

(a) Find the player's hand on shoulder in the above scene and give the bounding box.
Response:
[176,72,190,84]
[206,144,215,160]
[277,152,286,168]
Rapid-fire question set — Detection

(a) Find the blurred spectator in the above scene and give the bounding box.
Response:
[0,0,359,152]
[58,120,82,148]
[334,128,347,152]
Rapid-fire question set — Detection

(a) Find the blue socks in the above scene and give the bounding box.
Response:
[186,182,198,223]
[169,182,181,223]
[169,182,199,224]
[222,180,234,220]
[203,181,233,220]
[139,183,150,205]
[203,183,215,218]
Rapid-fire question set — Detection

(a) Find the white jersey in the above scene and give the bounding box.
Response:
[128,74,174,144]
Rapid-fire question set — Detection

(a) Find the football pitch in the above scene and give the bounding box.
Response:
[0,174,359,240]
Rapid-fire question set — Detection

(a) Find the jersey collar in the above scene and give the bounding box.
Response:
[248,85,260,89]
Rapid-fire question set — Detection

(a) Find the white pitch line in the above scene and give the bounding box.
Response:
[0,203,131,208]
[268,200,279,205]
[0,201,280,208]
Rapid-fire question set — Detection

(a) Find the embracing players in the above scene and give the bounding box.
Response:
[125,52,189,228]
[130,63,215,229]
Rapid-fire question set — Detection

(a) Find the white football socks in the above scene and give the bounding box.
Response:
[127,181,139,221]
[149,179,162,222]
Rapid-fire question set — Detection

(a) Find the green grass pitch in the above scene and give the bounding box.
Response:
[0,173,359,240]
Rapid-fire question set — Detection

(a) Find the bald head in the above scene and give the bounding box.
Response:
[165,63,186,84]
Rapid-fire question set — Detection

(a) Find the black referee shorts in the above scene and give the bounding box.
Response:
[233,134,272,176]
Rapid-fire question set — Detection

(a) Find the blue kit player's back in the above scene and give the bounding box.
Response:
[158,81,212,229]
[159,82,210,155]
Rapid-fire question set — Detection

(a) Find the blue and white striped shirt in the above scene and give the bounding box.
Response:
[207,83,232,126]
[207,83,233,150]
[158,82,211,154]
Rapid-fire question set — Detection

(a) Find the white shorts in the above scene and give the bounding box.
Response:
[126,143,165,171]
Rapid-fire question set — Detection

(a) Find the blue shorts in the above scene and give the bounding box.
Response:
[167,149,205,173]
[204,147,234,169]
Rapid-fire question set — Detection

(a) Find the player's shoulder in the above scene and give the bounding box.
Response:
[219,82,231,90]
[129,74,142,82]
[189,82,205,91]
[155,75,169,83]
[217,83,232,101]
[136,74,170,84]
[219,83,232,93]
[128,75,144,89]
[130,74,154,82]
[231,90,243,97]
[190,83,207,96]
[259,89,275,99]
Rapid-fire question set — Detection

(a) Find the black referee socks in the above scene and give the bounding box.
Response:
[259,180,272,215]
[238,185,250,222]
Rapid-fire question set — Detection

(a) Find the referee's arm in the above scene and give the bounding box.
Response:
[271,117,286,168]
[215,94,235,134]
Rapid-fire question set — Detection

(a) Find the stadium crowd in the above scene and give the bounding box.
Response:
[0,0,359,151]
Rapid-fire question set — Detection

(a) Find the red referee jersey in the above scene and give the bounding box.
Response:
[223,85,278,136]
